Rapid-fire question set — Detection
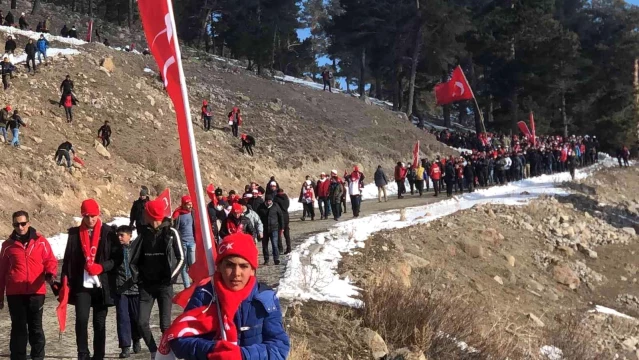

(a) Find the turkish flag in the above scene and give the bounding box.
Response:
[517,121,532,140]
[138,0,216,308]
[412,141,420,168]
[434,66,474,106]
[156,188,172,219]
[529,111,536,147]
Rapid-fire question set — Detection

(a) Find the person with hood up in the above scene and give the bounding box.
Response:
[4,35,16,55]
[219,203,256,239]
[444,160,455,197]
[394,162,407,199]
[240,133,255,156]
[228,106,242,137]
[4,11,15,26]
[257,195,284,265]
[24,39,37,73]
[316,172,332,220]
[128,186,150,230]
[60,24,69,37]
[345,166,365,217]
[172,195,195,289]
[201,100,212,131]
[0,210,58,360]
[374,165,388,202]
[97,120,112,149]
[61,199,122,360]
[265,178,279,198]
[166,232,290,359]
[300,180,315,221]
[68,26,78,39]
[273,188,291,254]
[18,12,28,30]
[36,34,49,65]
[329,170,344,221]
[129,198,184,358]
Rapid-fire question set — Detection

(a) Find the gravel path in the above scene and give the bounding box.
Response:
[0,192,444,359]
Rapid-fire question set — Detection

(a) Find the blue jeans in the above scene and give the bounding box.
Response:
[0,127,6,142]
[262,230,279,263]
[180,242,196,288]
[37,50,46,63]
[318,197,331,218]
[11,128,19,146]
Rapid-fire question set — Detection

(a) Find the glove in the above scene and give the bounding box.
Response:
[86,263,103,276]
[208,341,241,360]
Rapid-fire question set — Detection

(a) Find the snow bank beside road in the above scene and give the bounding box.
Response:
[278,155,616,306]
[0,25,87,46]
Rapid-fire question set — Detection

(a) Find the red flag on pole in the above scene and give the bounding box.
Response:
[156,188,172,219]
[517,121,532,140]
[137,0,217,311]
[412,141,420,168]
[86,20,93,42]
[529,111,536,147]
[434,66,474,106]
[56,277,69,335]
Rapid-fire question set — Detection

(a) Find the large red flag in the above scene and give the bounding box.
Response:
[434,66,474,106]
[156,188,173,219]
[529,111,536,147]
[412,141,420,168]
[517,121,532,140]
[138,0,217,308]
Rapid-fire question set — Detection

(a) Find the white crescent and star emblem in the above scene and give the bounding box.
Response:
[163,198,169,209]
[453,81,464,97]
[218,242,234,254]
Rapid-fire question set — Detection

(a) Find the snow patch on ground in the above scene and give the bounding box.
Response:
[540,345,563,360]
[278,155,616,307]
[590,305,637,321]
[10,48,80,64]
[0,25,87,46]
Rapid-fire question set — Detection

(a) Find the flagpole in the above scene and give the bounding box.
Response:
[457,66,487,134]
[164,0,227,341]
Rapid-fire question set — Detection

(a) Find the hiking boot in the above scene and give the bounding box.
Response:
[274,260,281,265]
[132,340,141,354]
[300,217,306,221]
[263,260,269,266]
[284,248,291,255]
[119,347,131,358]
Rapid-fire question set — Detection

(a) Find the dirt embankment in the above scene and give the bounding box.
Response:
[287,166,639,359]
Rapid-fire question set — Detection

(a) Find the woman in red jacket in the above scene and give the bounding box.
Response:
[0,210,58,360]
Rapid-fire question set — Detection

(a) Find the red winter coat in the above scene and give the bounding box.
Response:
[429,164,441,180]
[316,178,331,198]
[0,228,57,296]
[394,166,407,180]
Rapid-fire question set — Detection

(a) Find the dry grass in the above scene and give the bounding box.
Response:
[540,316,610,360]
[288,338,312,360]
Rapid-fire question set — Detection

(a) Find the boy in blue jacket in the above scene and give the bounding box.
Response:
[161,233,289,360]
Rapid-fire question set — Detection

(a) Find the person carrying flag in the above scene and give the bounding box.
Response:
[61,199,122,360]
[164,232,290,359]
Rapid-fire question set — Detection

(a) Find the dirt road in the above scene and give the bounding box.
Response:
[0,191,444,359]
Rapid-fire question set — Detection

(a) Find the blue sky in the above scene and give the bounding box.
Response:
[629,0,639,4]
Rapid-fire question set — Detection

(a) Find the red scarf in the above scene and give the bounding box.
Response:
[79,220,102,268]
[172,207,190,220]
[351,171,360,181]
[158,274,256,358]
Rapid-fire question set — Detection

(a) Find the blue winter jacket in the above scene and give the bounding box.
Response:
[170,281,290,360]
[36,38,48,53]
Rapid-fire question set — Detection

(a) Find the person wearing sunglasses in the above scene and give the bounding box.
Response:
[0,210,58,360]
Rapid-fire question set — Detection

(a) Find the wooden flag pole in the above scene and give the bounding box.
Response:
[457,65,487,134]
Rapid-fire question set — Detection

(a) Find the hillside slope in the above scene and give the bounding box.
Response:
[0,5,454,236]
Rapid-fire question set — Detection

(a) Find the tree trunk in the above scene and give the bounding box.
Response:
[375,75,382,99]
[562,90,568,138]
[346,75,350,93]
[511,91,518,133]
[443,105,451,128]
[31,0,42,14]
[359,47,366,98]
[88,0,93,17]
[270,28,277,70]
[397,77,403,111]
[128,0,133,28]
[11,0,16,9]
[488,94,494,123]
[635,58,639,153]
[407,16,424,117]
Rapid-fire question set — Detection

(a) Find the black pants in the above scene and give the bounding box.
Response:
[64,107,73,122]
[432,179,440,196]
[331,201,341,220]
[456,179,463,194]
[415,179,424,196]
[341,197,347,213]
[243,143,254,156]
[102,136,110,148]
[203,116,211,131]
[75,289,109,360]
[56,149,71,168]
[7,294,45,360]
[351,195,361,217]
[26,56,36,72]
[445,180,453,197]
[139,284,173,353]
[278,222,291,252]
[231,122,239,137]
[114,293,141,349]
[323,79,331,92]
[408,180,415,195]
[303,203,314,220]
[396,180,406,198]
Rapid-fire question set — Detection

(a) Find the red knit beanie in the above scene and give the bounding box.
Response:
[145,198,166,221]
[216,233,258,269]
[181,195,192,206]
[81,199,100,216]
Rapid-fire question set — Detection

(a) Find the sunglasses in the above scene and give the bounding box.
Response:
[12,221,28,228]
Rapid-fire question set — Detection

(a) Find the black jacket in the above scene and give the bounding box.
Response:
[98,124,112,139]
[5,12,14,25]
[374,168,388,187]
[207,201,219,239]
[68,28,78,38]
[257,202,283,233]
[7,115,25,130]
[61,224,122,306]
[60,79,74,94]
[60,25,68,37]
[219,214,255,239]
[4,39,16,53]
[129,197,149,229]
[129,220,184,286]
[273,193,290,225]
[18,16,27,30]
[24,43,36,57]
[115,239,138,295]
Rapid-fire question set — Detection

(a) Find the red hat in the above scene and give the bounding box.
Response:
[202,100,208,105]
[5,105,11,111]
[231,203,243,213]
[353,166,360,172]
[240,134,247,140]
[145,198,166,221]
[81,199,100,216]
[181,195,192,206]
[216,233,258,269]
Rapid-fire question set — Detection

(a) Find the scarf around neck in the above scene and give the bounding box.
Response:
[79,219,102,267]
